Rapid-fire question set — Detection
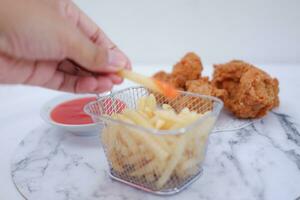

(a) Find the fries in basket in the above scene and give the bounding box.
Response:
[101,94,216,190]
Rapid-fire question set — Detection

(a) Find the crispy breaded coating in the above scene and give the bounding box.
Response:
[172,52,203,81]
[153,52,203,90]
[169,75,186,90]
[186,77,227,99]
[184,77,228,113]
[153,71,170,83]
[153,71,185,90]
[212,60,279,118]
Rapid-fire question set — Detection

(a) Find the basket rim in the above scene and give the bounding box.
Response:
[84,86,224,135]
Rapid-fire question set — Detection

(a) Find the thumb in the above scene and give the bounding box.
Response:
[62,24,127,73]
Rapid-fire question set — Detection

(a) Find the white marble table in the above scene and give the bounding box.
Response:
[0,64,300,200]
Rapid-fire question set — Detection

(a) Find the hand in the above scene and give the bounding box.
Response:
[0,0,131,93]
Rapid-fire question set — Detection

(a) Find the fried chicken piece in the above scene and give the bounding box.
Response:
[153,71,185,90]
[212,60,279,118]
[172,52,203,81]
[181,77,227,113]
[186,77,227,99]
[153,71,169,83]
[169,75,186,90]
[153,52,203,90]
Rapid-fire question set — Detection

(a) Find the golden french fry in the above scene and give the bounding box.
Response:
[130,159,158,176]
[138,110,152,122]
[151,135,172,154]
[170,112,202,129]
[145,94,157,110]
[116,114,135,124]
[120,130,139,154]
[154,110,181,124]
[162,103,173,111]
[163,135,178,146]
[119,145,130,156]
[122,109,153,128]
[180,158,198,172]
[143,106,154,118]
[125,152,152,166]
[156,135,187,188]
[154,119,165,129]
[127,128,169,161]
[101,128,110,146]
[137,96,147,111]
[106,125,116,150]
[109,149,124,172]
[145,173,156,182]
[118,69,160,94]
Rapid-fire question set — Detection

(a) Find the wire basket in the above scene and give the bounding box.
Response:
[84,87,223,195]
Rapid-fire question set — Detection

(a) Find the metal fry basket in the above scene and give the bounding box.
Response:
[84,87,223,195]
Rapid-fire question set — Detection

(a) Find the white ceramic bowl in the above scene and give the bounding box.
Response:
[40,93,103,136]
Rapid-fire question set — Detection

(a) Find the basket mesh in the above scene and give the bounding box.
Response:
[85,87,222,193]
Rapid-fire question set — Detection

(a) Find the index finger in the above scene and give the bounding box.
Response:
[60,1,131,69]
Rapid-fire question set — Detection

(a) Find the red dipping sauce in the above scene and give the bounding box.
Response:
[51,97,97,125]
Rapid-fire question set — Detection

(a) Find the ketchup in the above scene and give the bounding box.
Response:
[51,97,96,125]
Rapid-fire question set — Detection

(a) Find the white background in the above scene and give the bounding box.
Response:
[74,0,300,65]
[1,1,300,199]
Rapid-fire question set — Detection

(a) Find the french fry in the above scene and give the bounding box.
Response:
[145,173,156,182]
[163,135,178,146]
[138,110,151,122]
[137,96,147,111]
[156,135,187,188]
[106,124,117,151]
[118,69,179,98]
[170,114,200,129]
[118,70,160,94]
[122,109,152,128]
[145,94,157,110]
[101,128,109,146]
[130,159,158,176]
[109,150,123,172]
[154,119,165,129]
[118,145,130,157]
[120,130,139,154]
[179,107,191,114]
[162,103,173,111]
[128,128,169,161]
[125,153,152,166]
[143,106,154,118]
[151,135,172,154]
[116,114,135,124]
[154,110,181,124]
[180,158,198,172]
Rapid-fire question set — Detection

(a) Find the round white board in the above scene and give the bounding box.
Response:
[11,115,254,200]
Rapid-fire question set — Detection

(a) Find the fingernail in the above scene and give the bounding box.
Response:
[108,50,127,69]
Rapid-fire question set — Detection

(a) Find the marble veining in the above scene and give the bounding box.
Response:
[11,112,300,200]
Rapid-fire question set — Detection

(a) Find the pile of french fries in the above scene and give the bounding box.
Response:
[102,94,215,190]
